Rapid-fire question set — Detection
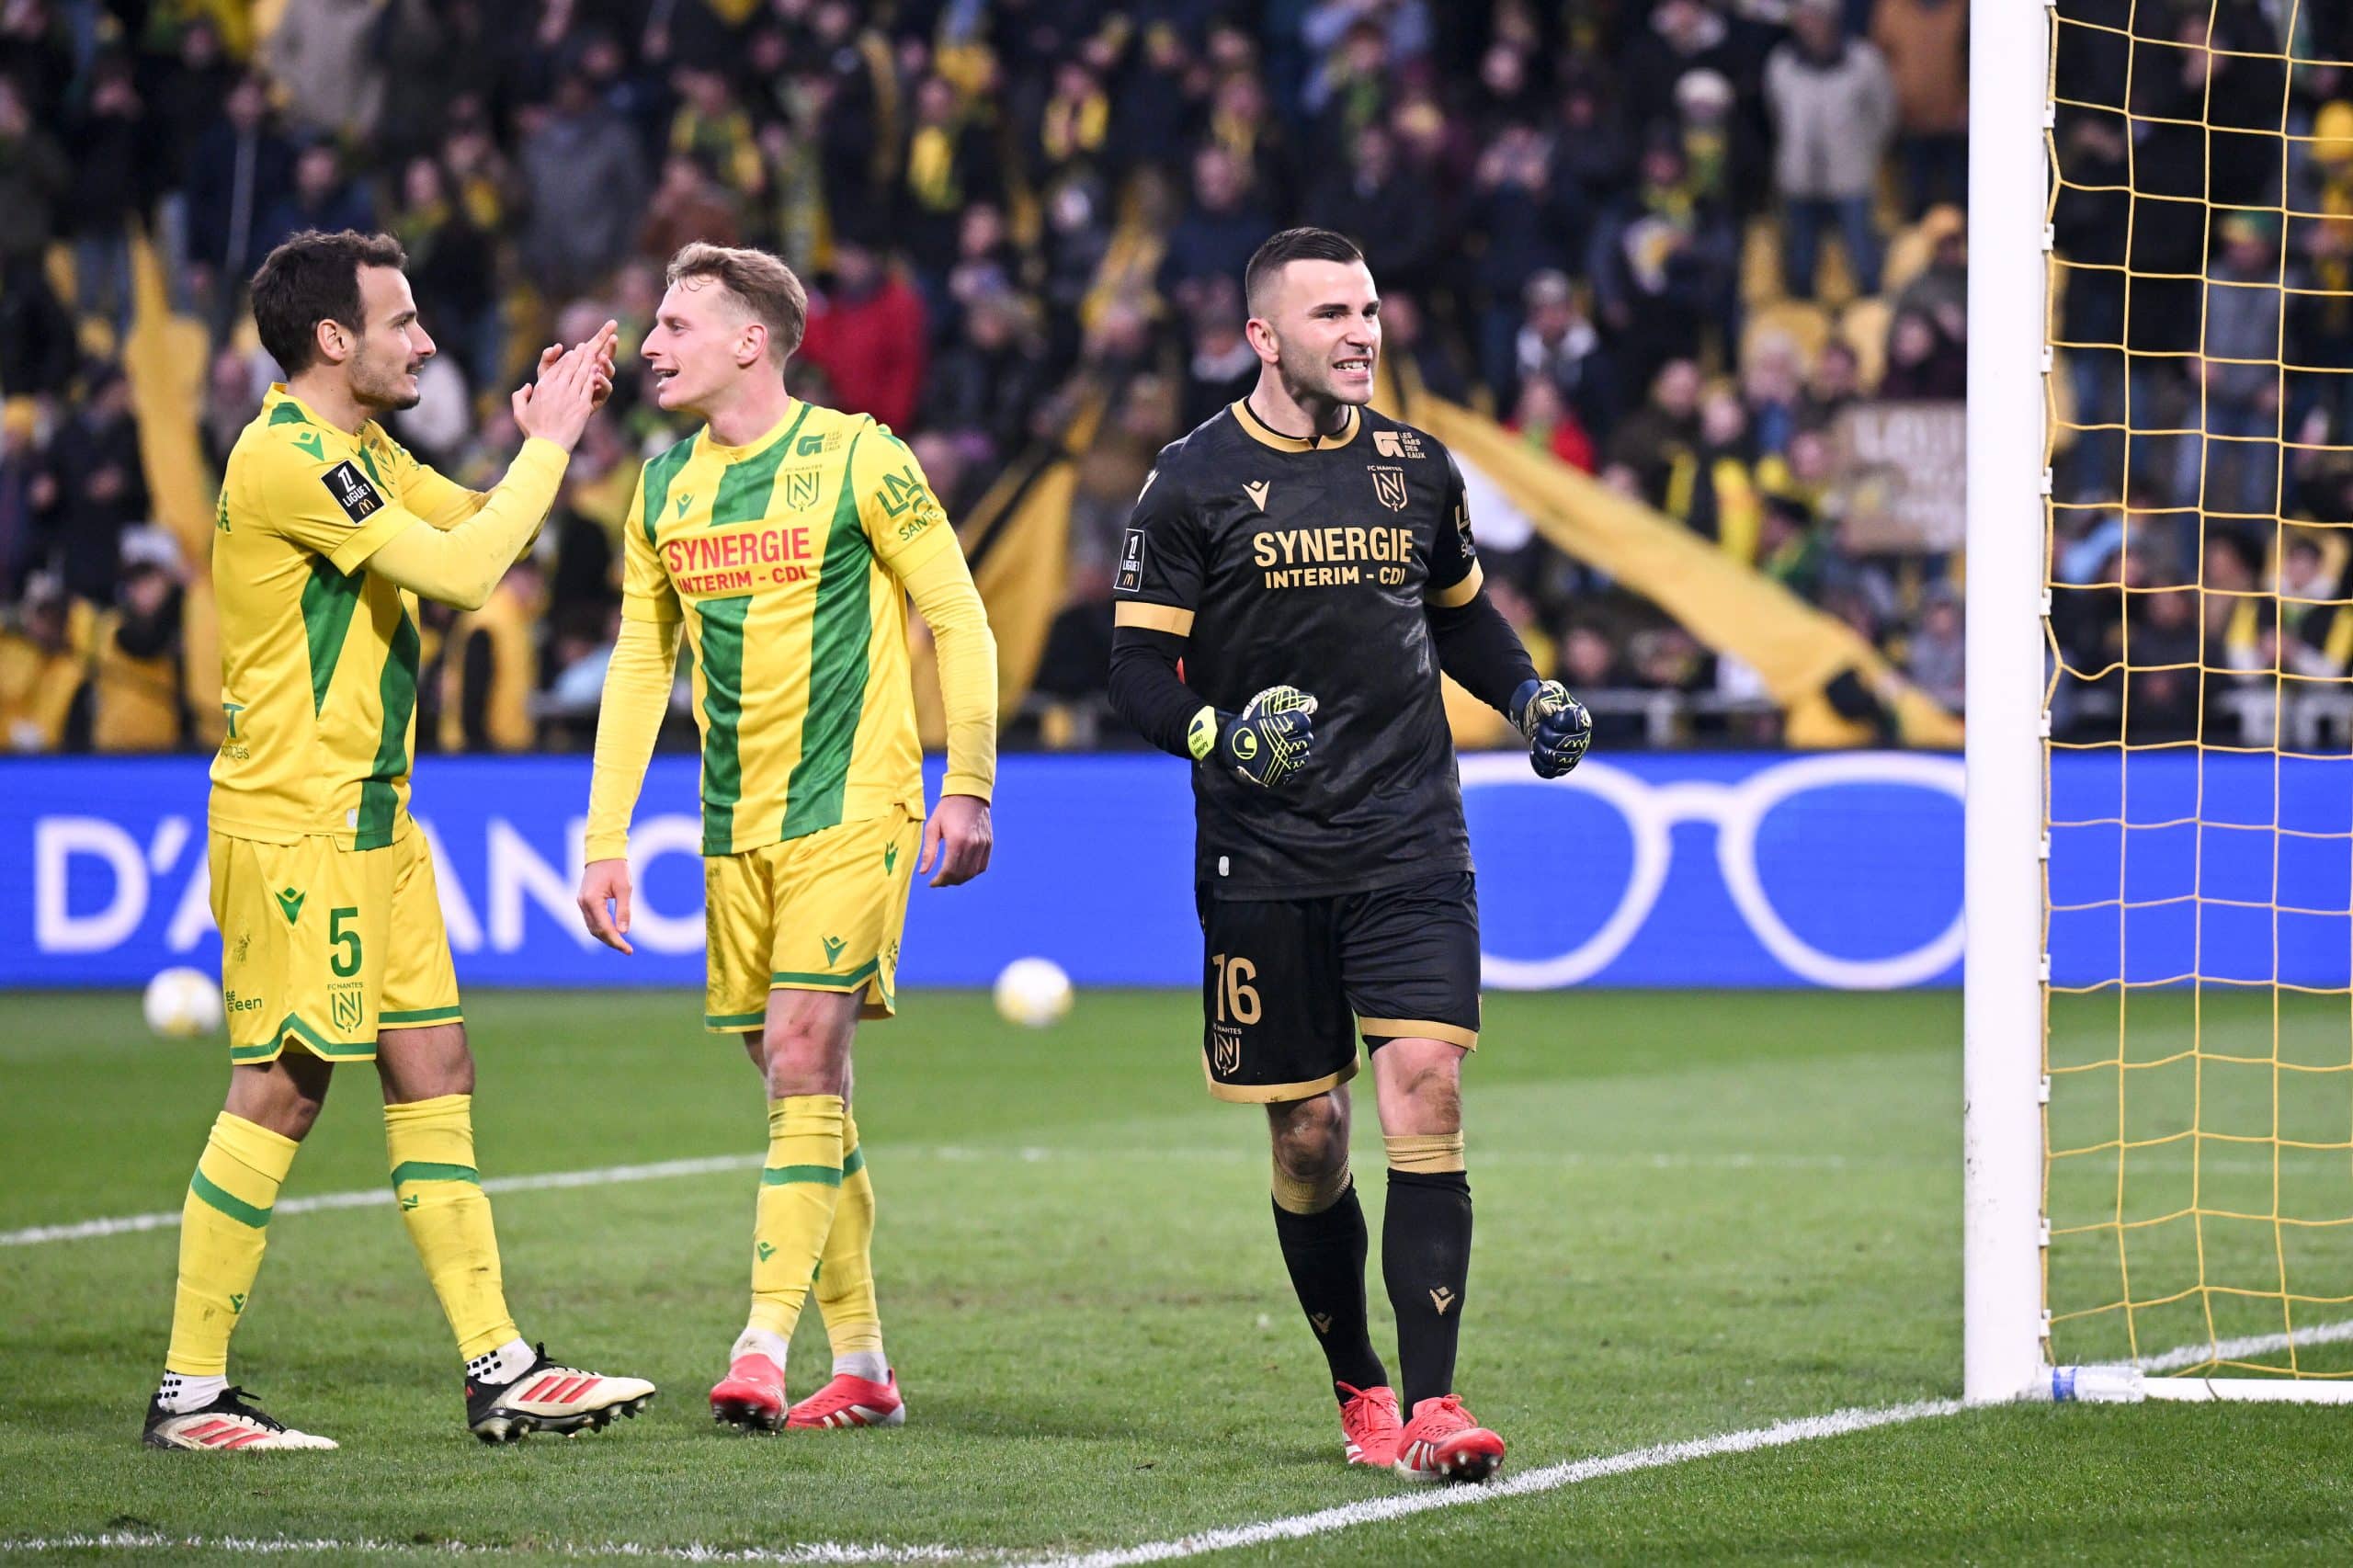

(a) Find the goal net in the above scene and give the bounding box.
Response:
[1970,0,2353,1401]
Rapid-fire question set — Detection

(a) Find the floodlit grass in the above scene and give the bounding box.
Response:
[3,988,2347,1563]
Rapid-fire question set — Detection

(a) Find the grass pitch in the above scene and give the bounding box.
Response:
[2,988,2349,1563]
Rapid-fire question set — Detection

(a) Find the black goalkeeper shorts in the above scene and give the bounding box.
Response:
[1192,869,1481,1103]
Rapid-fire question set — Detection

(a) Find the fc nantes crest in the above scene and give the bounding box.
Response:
[1369,465,1409,512]
[330,982,366,1034]
[783,468,822,510]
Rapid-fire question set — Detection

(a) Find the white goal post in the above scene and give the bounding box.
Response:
[1963,0,2353,1407]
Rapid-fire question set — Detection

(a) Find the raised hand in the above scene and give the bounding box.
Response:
[511,337,603,450]
[1510,678,1591,778]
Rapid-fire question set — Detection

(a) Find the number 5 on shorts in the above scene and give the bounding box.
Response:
[330,906,363,978]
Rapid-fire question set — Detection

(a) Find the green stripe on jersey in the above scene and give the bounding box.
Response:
[640,436,696,547]
[779,431,873,842]
[842,1145,867,1179]
[696,596,751,855]
[267,402,309,426]
[188,1170,271,1228]
[390,1161,480,1187]
[760,1165,844,1187]
[770,957,881,990]
[710,406,808,526]
[299,560,365,717]
[355,609,421,849]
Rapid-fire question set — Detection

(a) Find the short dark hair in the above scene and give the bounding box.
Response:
[1244,227,1365,317]
[249,229,408,375]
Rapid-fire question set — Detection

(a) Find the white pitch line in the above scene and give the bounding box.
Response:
[2128,1314,2353,1373]
[0,1532,983,1562]
[2,1142,2321,1251]
[0,1154,761,1247]
[1014,1397,1967,1567]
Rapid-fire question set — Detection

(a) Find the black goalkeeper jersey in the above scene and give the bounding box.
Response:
[1113,398,1486,900]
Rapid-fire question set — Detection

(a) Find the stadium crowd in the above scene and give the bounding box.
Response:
[0,0,1989,754]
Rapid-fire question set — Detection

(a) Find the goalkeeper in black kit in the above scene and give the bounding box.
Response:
[1107,227,1590,1483]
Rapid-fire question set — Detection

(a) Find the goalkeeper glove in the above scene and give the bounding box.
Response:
[1509,677,1591,778]
[1188,685,1318,788]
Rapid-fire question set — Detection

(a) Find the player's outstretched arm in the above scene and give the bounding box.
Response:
[396,325,621,534]
[360,338,608,609]
[576,616,682,953]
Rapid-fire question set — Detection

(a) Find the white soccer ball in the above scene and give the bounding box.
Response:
[144,966,224,1039]
[994,957,1074,1028]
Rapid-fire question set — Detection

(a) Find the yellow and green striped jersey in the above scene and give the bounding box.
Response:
[210,384,506,847]
[621,398,959,856]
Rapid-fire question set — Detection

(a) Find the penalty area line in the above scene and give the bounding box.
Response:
[1014,1397,1969,1566]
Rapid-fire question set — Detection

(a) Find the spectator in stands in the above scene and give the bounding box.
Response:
[1587,138,1739,394]
[1472,124,1578,397]
[0,401,42,597]
[392,156,501,391]
[1765,0,1897,299]
[1622,0,1744,142]
[1804,337,1867,422]
[440,551,543,754]
[926,286,1049,459]
[39,366,147,606]
[800,233,929,433]
[2124,584,2202,741]
[1376,290,1474,404]
[1304,124,1439,299]
[1514,269,1618,442]
[899,74,1001,311]
[1506,375,1597,474]
[519,71,649,298]
[1906,585,1964,710]
[68,54,148,331]
[0,76,70,268]
[1158,144,1271,320]
[1881,308,1967,400]
[2177,211,2287,523]
[1872,0,1970,217]
[0,255,74,400]
[0,572,78,752]
[1552,67,1634,219]
[91,526,187,752]
[638,153,744,264]
[261,143,376,264]
[1176,278,1260,433]
[267,0,391,139]
[1609,358,1705,506]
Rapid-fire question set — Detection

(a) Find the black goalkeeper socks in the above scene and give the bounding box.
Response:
[1270,1182,1388,1399]
[1381,1167,1472,1411]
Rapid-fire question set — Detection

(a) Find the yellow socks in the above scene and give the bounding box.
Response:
[748,1095,846,1340]
[814,1108,883,1358]
[385,1094,518,1360]
[166,1112,298,1376]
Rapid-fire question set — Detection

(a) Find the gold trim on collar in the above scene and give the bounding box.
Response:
[1231,398,1360,452]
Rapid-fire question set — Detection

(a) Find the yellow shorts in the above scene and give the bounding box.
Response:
[703,807,921,1032]
[210,825,461,1063]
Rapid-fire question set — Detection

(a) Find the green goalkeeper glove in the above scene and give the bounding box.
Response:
[1188,685,1319,788]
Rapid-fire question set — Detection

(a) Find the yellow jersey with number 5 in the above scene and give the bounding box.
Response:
[620,398,960,857]
[210,384,502,847]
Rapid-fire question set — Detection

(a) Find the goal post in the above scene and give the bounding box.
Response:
[1963,0,2052,1407]
[1968,0,2353,1406]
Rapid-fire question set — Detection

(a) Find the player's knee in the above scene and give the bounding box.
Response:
[761,1007,855,1096]
[1267,1095,1349,1186]
[376,1023,474,1105]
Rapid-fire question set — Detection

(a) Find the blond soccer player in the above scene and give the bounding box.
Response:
[145,229,655,1450]
[575,243,997,1434]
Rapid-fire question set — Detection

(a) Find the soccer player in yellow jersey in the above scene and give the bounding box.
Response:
[576,242,997,1434]
[143,230,654,1451]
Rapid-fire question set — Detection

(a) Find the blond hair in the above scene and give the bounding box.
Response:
[665,242,809,364]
